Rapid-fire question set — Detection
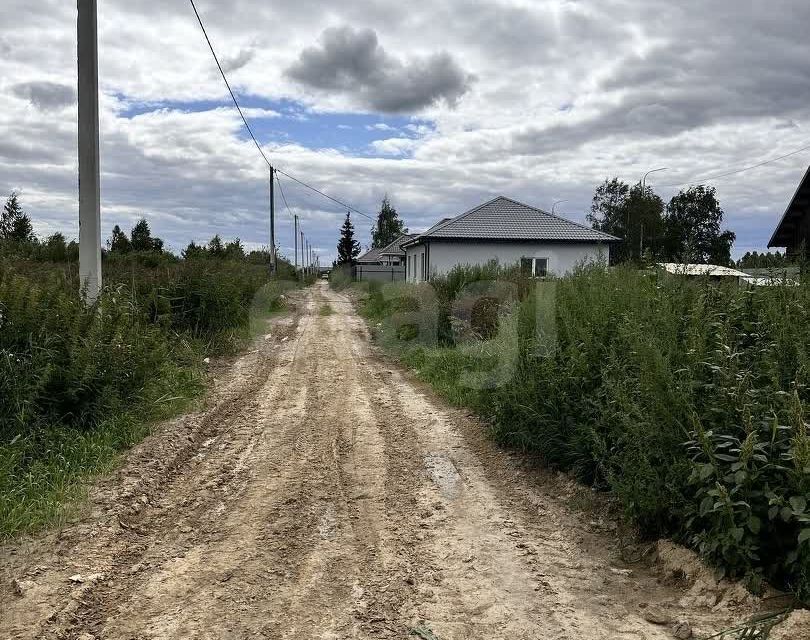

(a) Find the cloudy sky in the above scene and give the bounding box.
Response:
[3,0,810,262]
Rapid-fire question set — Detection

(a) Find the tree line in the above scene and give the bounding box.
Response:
[736,250,792,270]
[588,180,737,265]
[1,192,276,265]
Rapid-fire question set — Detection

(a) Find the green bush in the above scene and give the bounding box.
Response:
[0,253,297,537]
[328,265,353,290]
[365,263,810,598]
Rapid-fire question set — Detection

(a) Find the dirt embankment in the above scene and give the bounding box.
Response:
[1,283,766,639]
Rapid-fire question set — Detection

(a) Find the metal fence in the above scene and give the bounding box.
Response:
[354,264,406,282]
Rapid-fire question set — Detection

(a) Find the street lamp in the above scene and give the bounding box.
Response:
[642,167,667,191]
[551,199,567,215]
[639,168,667,259]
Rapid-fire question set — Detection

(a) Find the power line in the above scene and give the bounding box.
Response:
[659,138,810,189]
[187,0,375,223]
[274,168,375,221]
[188,0,273,170]
[275,172,294,221]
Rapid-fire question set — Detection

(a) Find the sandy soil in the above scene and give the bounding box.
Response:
[0,282,761,639]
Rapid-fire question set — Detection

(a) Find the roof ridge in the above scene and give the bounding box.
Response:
[421,195,505,237]
[403,195,620,246]
[378,233,415,254]
[496,195,617,238]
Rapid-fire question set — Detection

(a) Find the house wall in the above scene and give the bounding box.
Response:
[405,244,427,282]
[355,264,406,282]
[405,241,610,279]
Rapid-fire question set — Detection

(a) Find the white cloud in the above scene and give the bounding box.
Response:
[366,122,396,131]
[1,0,810,262]
[370,137,418,156]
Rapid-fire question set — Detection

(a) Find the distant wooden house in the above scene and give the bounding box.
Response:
[768,166,810,256]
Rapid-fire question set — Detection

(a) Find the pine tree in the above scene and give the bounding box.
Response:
[224,238,245,260]
[131,219,153,251]
[130,218,164,252]
[207,234,225,258]
[371,196,407,248]
[182,241,206,259]
[108,224,131,253]
[1,192,34,242]
[9,212,34,242]
[43,232,68,261]
[336,212,360,266]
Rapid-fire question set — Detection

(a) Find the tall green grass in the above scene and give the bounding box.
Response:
[0,255,296,537]
[359,264,810,599]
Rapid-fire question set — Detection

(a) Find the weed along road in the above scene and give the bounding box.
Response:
[1,282,750,639]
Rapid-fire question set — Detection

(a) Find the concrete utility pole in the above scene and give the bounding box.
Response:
[294,214,298,274]
[269,167,276,273]
[77,0,101,303]
[300,230,304,277]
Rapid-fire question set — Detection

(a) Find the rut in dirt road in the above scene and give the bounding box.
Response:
[1,282,752,639]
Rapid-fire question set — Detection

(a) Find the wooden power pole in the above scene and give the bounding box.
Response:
[77,0,101,302]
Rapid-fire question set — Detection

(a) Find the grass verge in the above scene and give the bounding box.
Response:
[352,263,810,601]
[0,257,304,538]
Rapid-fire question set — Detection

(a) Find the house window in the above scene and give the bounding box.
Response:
[534,257,548,277]
[521,257,549,278]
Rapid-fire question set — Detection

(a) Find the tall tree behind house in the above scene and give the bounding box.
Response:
[588,178,663,262]
[371,196,407,249]
[588,179,735,264]
[662,185,735,265]
[337,212,361,266]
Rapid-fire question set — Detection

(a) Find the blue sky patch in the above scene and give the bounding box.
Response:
[118,95,431,157]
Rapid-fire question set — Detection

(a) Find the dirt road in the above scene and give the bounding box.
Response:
[1,283,754,639]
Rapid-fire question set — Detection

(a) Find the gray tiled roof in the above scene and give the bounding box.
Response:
[406,196,620,244]
[379,233,416,256]
[356,246,384,263]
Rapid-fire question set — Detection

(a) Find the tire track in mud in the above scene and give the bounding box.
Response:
[0,283,758,640]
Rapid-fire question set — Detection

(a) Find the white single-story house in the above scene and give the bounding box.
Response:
[402,196,619,282]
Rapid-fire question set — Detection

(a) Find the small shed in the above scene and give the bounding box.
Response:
[656,263,788,287]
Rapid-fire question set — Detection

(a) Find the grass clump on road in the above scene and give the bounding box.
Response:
[356,264,810,600]
[319,303,334,316]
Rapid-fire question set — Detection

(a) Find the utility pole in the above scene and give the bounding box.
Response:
[77,0,101,303]
[294,214,298,275]
[300,230,304,278]
[269,167,276,274]
[640,167,667,259]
